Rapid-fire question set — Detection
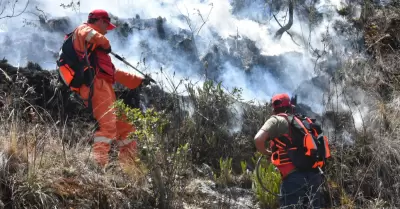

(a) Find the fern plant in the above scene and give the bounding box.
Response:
[251,154,281,208]
[214,157,234,187]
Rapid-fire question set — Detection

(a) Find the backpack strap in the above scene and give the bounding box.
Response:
[83,41,96,112]
[275,113,295,138]
[276,113,318,156]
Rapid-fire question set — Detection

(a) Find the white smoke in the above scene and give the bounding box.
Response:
[0,0,351,114]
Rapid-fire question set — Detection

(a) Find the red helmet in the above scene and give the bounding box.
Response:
[88,9,116,30]
[271,93,292,109]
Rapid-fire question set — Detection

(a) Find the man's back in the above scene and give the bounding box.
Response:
[260,115,289,138]
[261,114,297,178]
[254,93,324,209]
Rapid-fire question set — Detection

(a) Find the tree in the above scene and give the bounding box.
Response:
[273,0,293,40]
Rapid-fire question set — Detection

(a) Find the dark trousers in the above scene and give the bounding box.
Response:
[279,170,323,209]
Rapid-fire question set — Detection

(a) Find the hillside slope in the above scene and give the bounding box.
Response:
[1,0,400,208]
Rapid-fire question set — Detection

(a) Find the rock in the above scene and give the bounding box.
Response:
[31,13,324,101]
[185,179,217,197]
[112,16,170,39]
[45,17,72,33]
[193,163,214,179]
[184,178,259,209]
[156,16,166,39]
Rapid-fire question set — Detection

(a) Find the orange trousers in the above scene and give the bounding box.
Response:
[79,70,143,167]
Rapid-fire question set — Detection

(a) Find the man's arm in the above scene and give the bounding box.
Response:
[254,129,271,155]
[75,24,111,50]
[254,116,279,155]
[114,69,143,89]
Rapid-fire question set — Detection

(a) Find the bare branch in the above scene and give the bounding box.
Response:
[365,34,391,53]
[0,0,29,20]
[274,0,293,40]
[196,3,213,35]
[35,6,46,18]
[282,7,288,24]
[175,3,214,59]
[179,4,194,33]
[273,14,299,46]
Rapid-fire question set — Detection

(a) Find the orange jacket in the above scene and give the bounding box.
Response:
[95,49,143,88]
[114,68,143,89]
[95,50,116,83]
[71,23,143,89]
[72,23,110,58]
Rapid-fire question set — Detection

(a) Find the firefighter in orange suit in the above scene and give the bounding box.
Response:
[60,9,152,168]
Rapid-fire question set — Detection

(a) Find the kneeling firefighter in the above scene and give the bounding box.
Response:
[254,93,331,209]
[56,9,153,168]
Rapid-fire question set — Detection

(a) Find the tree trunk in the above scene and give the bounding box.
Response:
[274,0,294,40]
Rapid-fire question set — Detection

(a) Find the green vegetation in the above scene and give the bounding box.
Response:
[1,0,400,208]
[251,157,280,209]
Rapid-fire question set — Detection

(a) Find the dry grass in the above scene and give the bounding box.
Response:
[0,65,265,208]
[319,4,400,207]
[3,3,400,207]
[0,112,155,208]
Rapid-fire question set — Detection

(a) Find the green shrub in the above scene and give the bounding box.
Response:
[214,157,234,187]
[251,154,281,208]
[184,80,243,165]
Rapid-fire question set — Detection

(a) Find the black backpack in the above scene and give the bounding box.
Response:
[56,30,97,111]
[273,113,331,170]
[56,30,96,88]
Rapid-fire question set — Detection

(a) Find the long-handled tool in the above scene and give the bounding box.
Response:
[110,51,156,84]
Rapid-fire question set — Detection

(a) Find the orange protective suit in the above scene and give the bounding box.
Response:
[79,69,143,167]
[72,23,111,58]
[71,21,144,167]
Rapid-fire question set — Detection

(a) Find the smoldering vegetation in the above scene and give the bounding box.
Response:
[0,0,400,208]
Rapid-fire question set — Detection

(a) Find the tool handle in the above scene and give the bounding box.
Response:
[111,52,124,61]
[111,52,157,84]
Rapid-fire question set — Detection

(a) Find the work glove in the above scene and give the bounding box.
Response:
[141,74,155,86]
